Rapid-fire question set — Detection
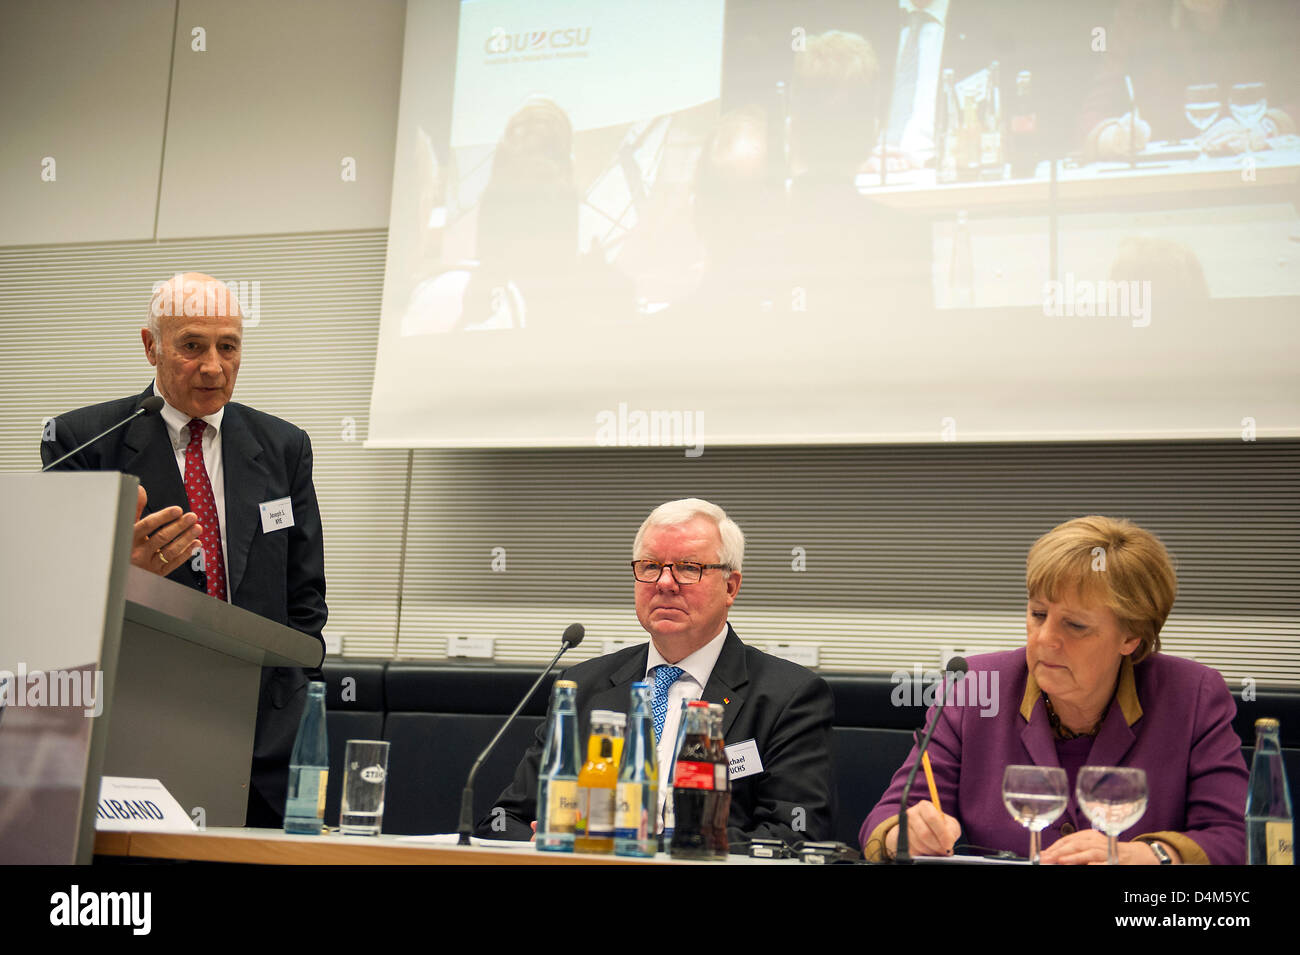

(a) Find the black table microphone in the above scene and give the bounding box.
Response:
[894,655,969,863]
[457,622,585,845]
[41,395,165,472]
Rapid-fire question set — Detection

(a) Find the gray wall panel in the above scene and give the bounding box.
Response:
[0,0,175,245]
[394,443,1300,684]
[155,0,404,238]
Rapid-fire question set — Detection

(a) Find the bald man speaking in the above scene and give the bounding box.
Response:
[41,273,327,827]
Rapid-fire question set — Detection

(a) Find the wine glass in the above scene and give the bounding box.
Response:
[1183,83,1220,161]
[1230,82,1268,129]
[1076,766,1148,865]
[1002,765,1068,864]
[1230,82,1268,158]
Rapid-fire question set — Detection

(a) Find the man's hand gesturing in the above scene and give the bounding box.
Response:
[131,484,202,577]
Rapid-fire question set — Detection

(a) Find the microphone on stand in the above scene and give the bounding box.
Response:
[894,655,968,863]
[40,396,165,472]
[457,622,585,846]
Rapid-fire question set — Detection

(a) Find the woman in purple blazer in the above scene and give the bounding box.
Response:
[861,516,1248,864]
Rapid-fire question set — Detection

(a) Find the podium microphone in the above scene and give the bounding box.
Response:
[457,623,585,846]
[40,396,165,472]
[894,655,968,863]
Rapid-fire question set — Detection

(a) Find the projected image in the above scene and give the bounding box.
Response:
[1052,0,1300,311]
[401,0,1298,336]
[400,0,726,334]
[826,0,1300,309]
[370,0,1300,448]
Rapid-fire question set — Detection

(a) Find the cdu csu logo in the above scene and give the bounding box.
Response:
[485,27,591,55]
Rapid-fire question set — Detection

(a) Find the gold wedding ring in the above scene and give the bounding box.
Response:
[159,550,168,565]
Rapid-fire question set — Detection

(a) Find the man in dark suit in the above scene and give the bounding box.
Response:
[479,498,835,849]
[40,272,327,827]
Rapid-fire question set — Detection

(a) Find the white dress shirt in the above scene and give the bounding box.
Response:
[154,382,231,598]
[644,624,729,815]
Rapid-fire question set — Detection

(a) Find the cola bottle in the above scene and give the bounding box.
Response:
[707,703,731,860]
[1009,70,1037,179]
[670,701,716,860]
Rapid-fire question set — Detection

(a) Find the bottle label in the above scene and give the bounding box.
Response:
[615,782,646,838]
[981,132,1001,165]
[714,764,728,790]
[287,767,326,821]
[543,779,578,834]
[1266,820,1294,865]
[674,760,716,790]
[578,785,615,838]
[939,146,957,183]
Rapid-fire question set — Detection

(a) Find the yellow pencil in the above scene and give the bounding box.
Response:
[921,750,941,810]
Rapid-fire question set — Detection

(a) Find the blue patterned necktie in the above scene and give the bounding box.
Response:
[651,665,685,741]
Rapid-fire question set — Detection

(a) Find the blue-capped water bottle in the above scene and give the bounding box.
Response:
[284,681,328,834]
[536,679,581,852]
[615,681,659,857]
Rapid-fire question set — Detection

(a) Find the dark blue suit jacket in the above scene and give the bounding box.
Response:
[478,625,836,848]
[41,385,327,816]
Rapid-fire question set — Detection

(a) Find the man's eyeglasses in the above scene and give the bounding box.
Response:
[631,560,730,584]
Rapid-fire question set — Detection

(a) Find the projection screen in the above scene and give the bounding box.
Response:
[368,0,1300,449]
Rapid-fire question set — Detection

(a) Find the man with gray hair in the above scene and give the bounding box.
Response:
[482,498,835,849]
[41,272,326,828]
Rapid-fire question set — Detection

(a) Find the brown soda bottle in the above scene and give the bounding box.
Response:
[670,701,716,860]
[1009,70,1037,179]
[707,703,731,860]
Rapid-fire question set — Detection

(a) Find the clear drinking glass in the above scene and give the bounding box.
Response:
[1183,83,1220,161]
[1076,766,1148,865]
[1230,82,1268,159]
[340,739,390,836]
[1001,765,1068,864]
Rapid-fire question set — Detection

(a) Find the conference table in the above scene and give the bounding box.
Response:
[92,828,804,865]
[853,141,1300,309]
[855,142,1300,210]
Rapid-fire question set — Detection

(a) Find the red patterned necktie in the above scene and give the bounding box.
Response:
[184,418,227,601]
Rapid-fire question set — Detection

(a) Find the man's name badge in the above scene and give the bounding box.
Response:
[725,739,764,781]
[258,496,294,533]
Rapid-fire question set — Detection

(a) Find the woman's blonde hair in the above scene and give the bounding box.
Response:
[1026,516,1177,663]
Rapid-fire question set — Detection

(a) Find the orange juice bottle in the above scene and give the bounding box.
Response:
[574,710,626,853]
